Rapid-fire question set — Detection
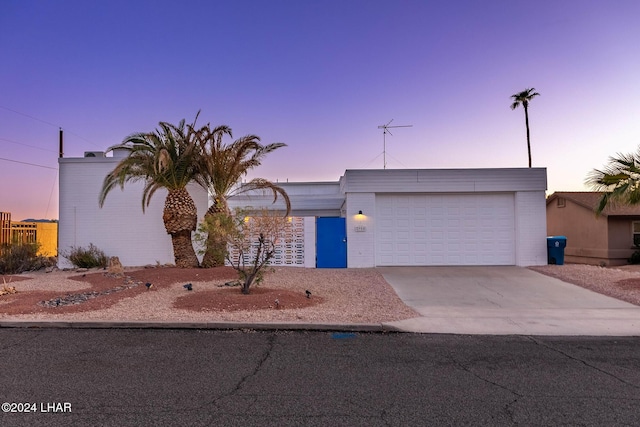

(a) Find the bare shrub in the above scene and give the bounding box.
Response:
[62,243,108,269]
[0,243,51,274]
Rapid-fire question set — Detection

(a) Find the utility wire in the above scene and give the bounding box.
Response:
[0,105,101,148]
[0,105,59,128]
[0,157,57,170]
[63,128,102,148]
[0,137,58,153]
[45,170,58,219]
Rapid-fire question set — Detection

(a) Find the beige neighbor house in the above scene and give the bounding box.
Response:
[546,192,640,266]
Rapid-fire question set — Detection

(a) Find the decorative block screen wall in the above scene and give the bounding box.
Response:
[227,216,306,267]
[272,216,306,265]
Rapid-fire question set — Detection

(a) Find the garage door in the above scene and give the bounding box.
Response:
[376,194,515,266]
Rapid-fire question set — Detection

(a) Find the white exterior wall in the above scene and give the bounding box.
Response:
[514,190,548,266]
[345,192,376,268]
[303,217,316,268]
[58,157,208,268]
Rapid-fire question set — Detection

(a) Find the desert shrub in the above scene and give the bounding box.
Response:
[63,243,108,268]
[196,211,238,268]
[227,209,287,294]
[0,243,51,274]
[628,251,640,264]
[197,208,286,294]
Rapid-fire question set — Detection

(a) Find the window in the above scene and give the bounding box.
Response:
[633,222,640,247]
[557,197,566,208]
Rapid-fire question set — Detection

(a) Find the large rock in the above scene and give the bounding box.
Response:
[108,256,124,276]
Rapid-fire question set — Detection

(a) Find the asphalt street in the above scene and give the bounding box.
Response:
[0,329,639,426]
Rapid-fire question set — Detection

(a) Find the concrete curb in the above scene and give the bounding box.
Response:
[0,321,402,333]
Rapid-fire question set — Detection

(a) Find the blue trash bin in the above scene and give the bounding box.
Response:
[547,236,567,265]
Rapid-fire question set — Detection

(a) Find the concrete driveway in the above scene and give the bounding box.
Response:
[379,266,640,336]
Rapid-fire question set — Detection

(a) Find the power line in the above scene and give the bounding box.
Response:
[45,170,59,219]
[0,157,57,170]
[0,137,58,153]
[63,128,102,148]
[0,105,59,128]
[0,105,102,148]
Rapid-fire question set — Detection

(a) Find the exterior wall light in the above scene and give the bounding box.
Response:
[358,210,363,215]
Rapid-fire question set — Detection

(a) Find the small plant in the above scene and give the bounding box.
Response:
[226,208,288,294]
[198,208,287,294]
[229,231,276,294]
[0,243,51,274]
[63,243,108,268]
[628,250,640,265]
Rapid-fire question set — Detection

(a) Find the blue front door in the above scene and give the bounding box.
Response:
[316,217,347,268]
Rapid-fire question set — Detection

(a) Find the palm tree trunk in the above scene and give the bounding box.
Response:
[524,104,532,168]
[170,230,200,268]
[201,216,228,268]
[163,188,199,268]
[201,201,230,268]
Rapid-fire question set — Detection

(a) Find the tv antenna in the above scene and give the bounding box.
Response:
[377,119,412,169]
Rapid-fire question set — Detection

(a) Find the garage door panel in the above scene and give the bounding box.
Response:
[376,194,515,266]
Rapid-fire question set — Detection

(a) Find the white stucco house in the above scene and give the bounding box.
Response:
[58,151,548,268]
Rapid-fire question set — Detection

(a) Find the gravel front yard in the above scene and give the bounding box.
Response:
[529,264,640,306]
[0,266,420,324]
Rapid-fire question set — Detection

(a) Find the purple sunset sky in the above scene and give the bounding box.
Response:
[1,0,639,220]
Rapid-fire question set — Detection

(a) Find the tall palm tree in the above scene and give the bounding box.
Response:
[586,148,640,215]
[99,115,205,268]
[510,88,540,168]
[195,127,291,267]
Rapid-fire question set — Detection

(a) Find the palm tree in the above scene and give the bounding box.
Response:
[195,127,291,267]
[586,148,640,215]
[510,88,540,168]
[99,115,205,268]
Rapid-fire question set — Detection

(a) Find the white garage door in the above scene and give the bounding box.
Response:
[376,194,515,266]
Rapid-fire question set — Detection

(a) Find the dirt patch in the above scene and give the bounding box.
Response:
[174,287,322,312]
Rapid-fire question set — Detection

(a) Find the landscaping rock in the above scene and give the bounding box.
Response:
[38,275,142,308]
[108,256,124,276]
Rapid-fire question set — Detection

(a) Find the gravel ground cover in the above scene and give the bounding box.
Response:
[0,266,419,324]
[529,264,640,306]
